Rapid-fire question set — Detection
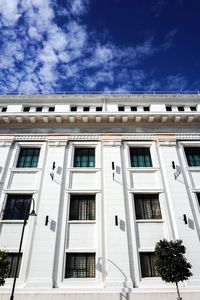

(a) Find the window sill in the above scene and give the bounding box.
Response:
[69,168,100,172]
[0,220,28,224]
[136,219,163,223]
[186,167,200,171]
[10,168,42,173]
[68,220,96,224]
[127,167,159,172]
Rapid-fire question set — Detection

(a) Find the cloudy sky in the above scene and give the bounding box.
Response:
[0,0,199,93]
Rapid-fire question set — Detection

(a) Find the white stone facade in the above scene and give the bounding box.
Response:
[0,94,200,299]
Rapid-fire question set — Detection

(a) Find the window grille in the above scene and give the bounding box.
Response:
[140,252,159,277]
[184,147,200,166]
[17,148,40,168]
[3,194,32,220]
[130,147,152,167]
[69,195,95,220]
[65,253,95,278]
[134,194,162,220]
[6,253,22,278]
[74,148,95,167]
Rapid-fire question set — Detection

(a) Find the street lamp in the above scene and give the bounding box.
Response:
[10,198,37,300]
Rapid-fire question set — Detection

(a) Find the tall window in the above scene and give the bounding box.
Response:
[6,253,22,278]
[184,147,200,166]
[65,253,95,278]
[3,194,32,220]
[74,148,95,167]
[17,148,40,168]
[130,147,152,167]
[140,252,159,277]
[134,194,162,220]
[69,195,95,221]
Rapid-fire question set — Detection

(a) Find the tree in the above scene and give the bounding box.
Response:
[0,250,9,286]
[155,239,192,300]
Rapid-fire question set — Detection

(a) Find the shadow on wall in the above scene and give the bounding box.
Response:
[97,257,132,300]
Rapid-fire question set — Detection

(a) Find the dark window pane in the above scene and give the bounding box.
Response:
[96,107,102,111]
[17,148,40,168]
[166,106,172,111]
[118,106,124,111]
[49,107,55,112]
[83,107,90,111]
[131,106,137,111]
[65,253,95,278]
[36,107,42,112]
[178,106,184,111]
[190,106,197,111]
[130,148,152,167]
[2,107,7,112]
[71,106,77,111]
[23,107,30,112]
[197,193,200,207]
[6,253,22,278]
[134,194,161,220]
[140,253,159,277]
[74,148,95,167]
[144,106,150,111]
[3,195,32,220]
[69,195,95,220]
[185,147,200,166]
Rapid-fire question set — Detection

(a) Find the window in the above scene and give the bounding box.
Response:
[23,106,30,112]
[96,107,102,111]
[184,147,200,166]
[49,107,55,112]
[1,107,7,112]
[69,195,95,220]
[6,253,22,278]
[143,106,150,111]
[131,106,137,111]
[178,106,184,111]
[17,148,40,168]
[190,106,197,111]
[166,106,172,111]
[83,107,90,111]
[118,106,124,111]
[71,106,77,112]
[134,194,162,220]
[130,147,152,167]
[36,107,43,112]
[74,148,95,167]
[140,252,158,277]
[3,194,32,220]
[65,253,95,278]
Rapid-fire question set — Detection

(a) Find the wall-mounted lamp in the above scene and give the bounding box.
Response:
[172,161,176,169]
[52,162,56,170]
[115,215,118,226]
[183,214,188,224]
[45,215,49,226]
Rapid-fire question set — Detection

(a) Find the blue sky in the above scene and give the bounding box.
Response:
[0,0,199,93]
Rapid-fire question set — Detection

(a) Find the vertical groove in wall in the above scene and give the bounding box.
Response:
[52,141,68,288]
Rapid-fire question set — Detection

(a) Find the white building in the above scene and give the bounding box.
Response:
[0,93,200,300]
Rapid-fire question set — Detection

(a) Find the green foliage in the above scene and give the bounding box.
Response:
[155,239,192,284]
[0,250,9,286]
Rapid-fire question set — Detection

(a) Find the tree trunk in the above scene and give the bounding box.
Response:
[175,281,182,300]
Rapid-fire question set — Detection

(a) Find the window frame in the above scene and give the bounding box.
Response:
[69,195,95,221]
[134,194,162,220]
[16,147,41,168]
[2,194,32,221]
[73,147,95,168]
[6,253,22,278]
[184,147,200,167]
[65,253,95,278]
[130,147,153,168]
[140,252,159,278]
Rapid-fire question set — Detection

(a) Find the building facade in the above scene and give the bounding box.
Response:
[0,93,200,300]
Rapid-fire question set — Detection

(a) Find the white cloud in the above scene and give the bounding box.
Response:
[0,0,21,26]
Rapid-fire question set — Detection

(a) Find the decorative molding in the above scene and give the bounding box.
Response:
[14,135,49,141]
[68,135,100,140]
